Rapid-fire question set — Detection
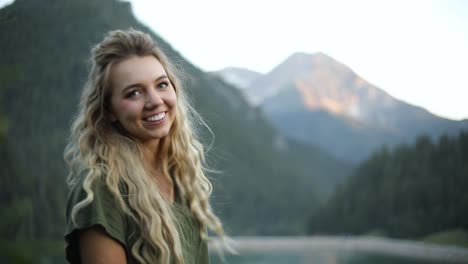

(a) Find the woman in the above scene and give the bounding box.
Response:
[64,29,225,264]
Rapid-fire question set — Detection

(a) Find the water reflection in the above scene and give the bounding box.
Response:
[211,250,460,264]
[209,237,468,264]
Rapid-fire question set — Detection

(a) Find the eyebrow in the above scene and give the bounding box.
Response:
[122,75,169,94]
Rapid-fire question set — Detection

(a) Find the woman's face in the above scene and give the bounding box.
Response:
[108,55,177,147]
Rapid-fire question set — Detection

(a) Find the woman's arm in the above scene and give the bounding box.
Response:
[79,226,127,264]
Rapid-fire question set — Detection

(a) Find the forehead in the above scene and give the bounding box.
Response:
[109,55,167,90]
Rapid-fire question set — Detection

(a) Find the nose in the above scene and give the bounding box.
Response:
[145,89,163,108]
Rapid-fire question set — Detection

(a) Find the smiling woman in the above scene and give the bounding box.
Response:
[109,56,177,155]
[63,29,226,264]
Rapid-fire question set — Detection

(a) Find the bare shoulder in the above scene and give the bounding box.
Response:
[79,226,127,264]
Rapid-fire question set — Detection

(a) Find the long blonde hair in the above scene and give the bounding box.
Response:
[64,29,225,263]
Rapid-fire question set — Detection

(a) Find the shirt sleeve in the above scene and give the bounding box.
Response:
[64,178,127,263]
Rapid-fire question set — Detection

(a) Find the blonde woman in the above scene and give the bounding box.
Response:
[64,29,225,264]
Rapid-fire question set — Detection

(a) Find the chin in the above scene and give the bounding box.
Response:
[151,130,171,140]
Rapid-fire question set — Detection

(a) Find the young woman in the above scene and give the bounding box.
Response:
[64,29,225,264]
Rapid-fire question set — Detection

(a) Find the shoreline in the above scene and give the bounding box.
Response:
[208,236,468,263]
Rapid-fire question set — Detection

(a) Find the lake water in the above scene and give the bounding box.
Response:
[208,237,468,264]
[210,250,456,264]
[3,236,466,264]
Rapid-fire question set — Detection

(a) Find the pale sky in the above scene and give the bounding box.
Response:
[1,0,467,120]
[128,0,468,121]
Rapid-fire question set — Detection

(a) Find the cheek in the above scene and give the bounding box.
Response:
[171,97,177,110]
[114,101,140,120]
[169,90,178,109]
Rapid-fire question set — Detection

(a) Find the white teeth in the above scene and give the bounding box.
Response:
[145,112,165,122]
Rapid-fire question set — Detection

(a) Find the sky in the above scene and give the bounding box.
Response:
[1,0,467,120]
[127,0,468,121]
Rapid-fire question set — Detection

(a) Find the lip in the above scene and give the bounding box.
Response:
[143,111,167,125]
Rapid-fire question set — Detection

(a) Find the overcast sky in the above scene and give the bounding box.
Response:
[128,0,468,120]
[1,0,467,120]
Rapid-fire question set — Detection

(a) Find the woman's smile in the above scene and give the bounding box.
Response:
[143,111,168,128]
[144,111,166,123]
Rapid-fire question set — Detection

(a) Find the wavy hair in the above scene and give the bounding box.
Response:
[64,29,225,263]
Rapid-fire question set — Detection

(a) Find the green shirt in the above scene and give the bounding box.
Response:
[64,178,209,264]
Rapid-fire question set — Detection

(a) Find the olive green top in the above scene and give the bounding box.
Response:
[64,178,209,264]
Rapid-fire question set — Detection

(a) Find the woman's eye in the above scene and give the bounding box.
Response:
[127,90,142,98]
[158,81,169,89]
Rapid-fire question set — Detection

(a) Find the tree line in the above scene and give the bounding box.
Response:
[308,131,468,238]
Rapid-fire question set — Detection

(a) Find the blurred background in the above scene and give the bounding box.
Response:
[0,0,467,263]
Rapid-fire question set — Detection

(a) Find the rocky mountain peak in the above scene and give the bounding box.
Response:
[246,52,395,123]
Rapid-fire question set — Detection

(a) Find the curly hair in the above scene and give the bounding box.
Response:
[64,29,225,263]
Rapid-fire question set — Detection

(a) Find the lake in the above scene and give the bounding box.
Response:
[209,236,468,264]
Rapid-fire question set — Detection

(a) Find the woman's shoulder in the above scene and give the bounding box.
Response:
[65,175,128,231]
[64,175,131,263]
[66,176,122,217]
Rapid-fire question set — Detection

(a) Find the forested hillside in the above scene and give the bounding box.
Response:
[0,1,351,259]
[308,131,468,239]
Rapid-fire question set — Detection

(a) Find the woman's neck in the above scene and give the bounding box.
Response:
[140,139,160,165]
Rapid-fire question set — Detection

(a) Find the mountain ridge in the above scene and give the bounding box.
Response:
[212,67,263,90]
[215,52,468,161]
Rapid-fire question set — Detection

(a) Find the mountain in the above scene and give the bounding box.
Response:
[0,0,352,246]
[220,52,468,162]
[212,67,263,90]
